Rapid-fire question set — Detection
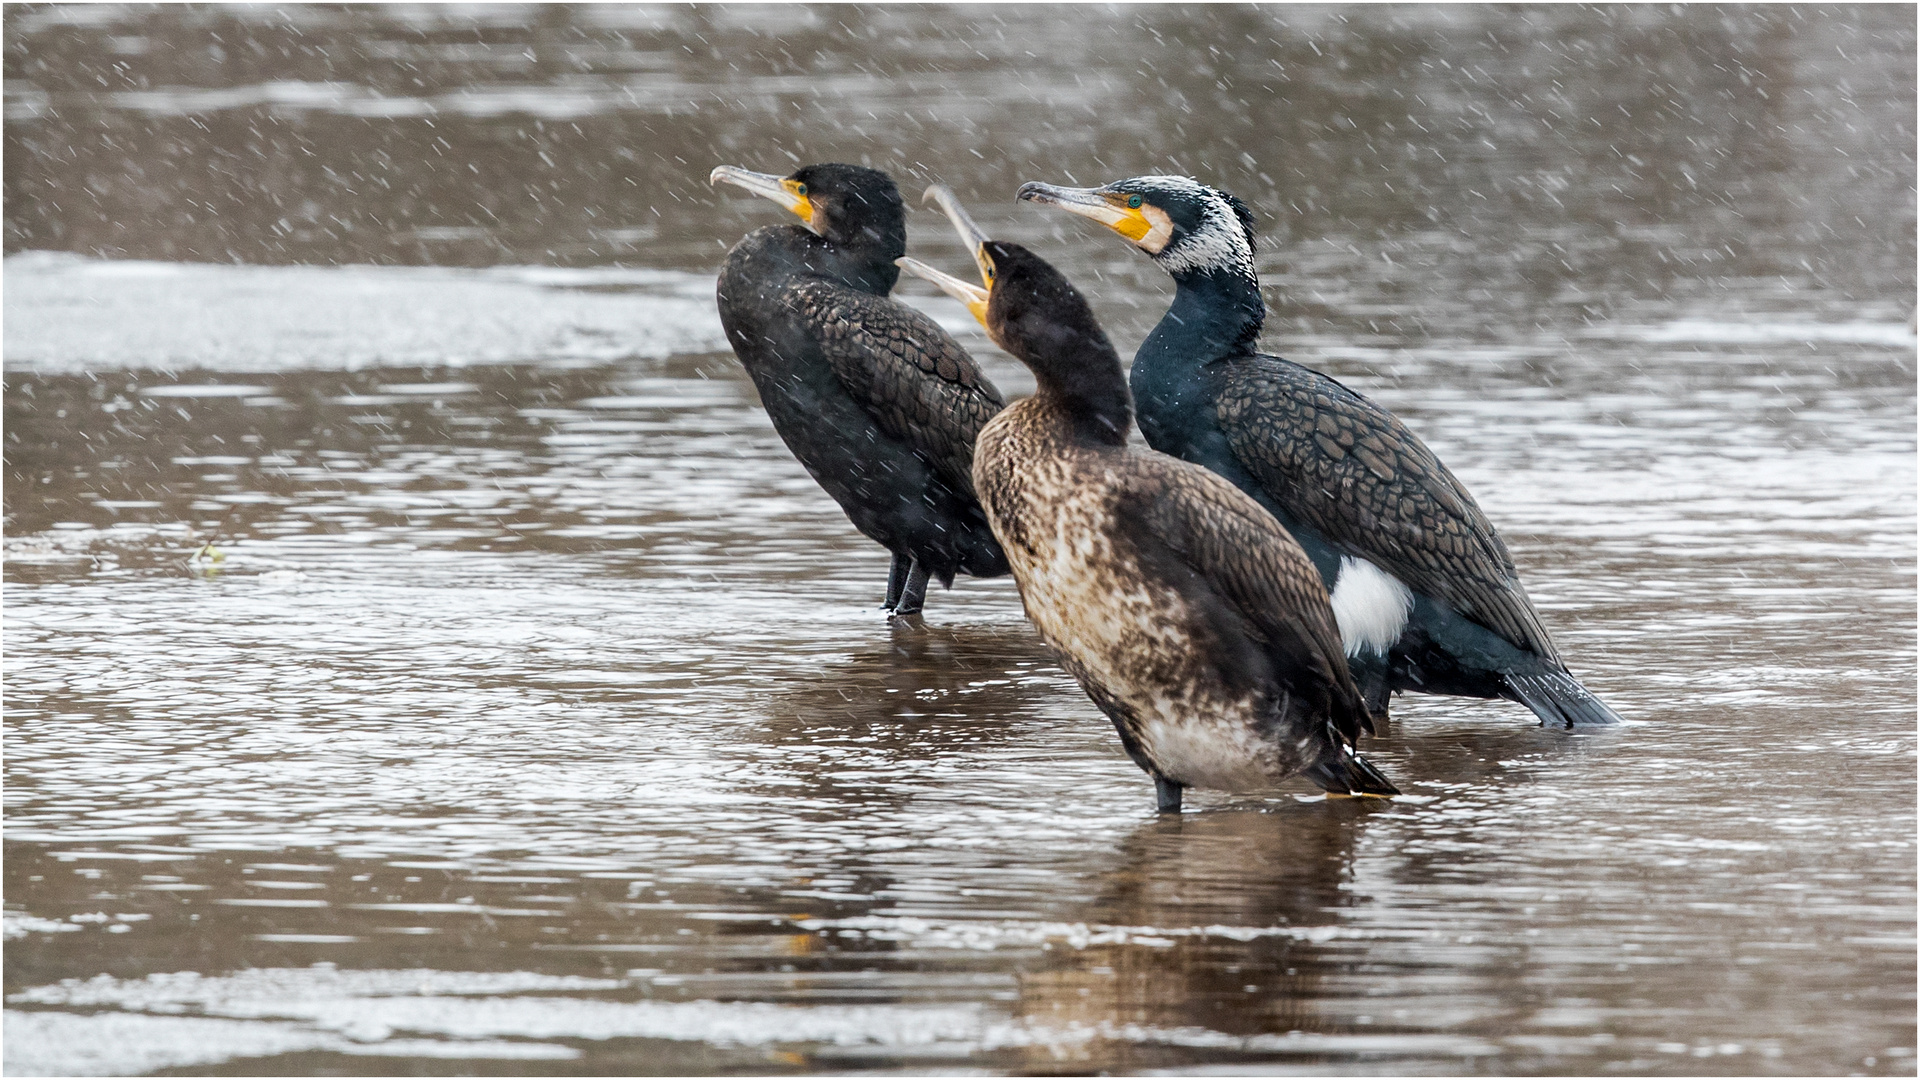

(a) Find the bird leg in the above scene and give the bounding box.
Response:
[883,552,910,610]
[1155,777,1184,814]
[1360,670,1393,730]
[890,558,931,617]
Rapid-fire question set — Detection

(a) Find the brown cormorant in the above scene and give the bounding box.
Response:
[1016,175,1620,726]
[709,163,1008,615]
[898,188,1398,812]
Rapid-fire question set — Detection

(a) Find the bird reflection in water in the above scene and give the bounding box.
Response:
[747,622,1063,807]
[1010,801,1389,1071]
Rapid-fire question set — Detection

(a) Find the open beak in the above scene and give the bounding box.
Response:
[1016,180,1169,250]
[920,184,995,290]
[895,256,990,329]
[710,165,816,231]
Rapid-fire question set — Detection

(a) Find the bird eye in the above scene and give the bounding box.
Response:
[986,267,995,280]
[1127,194,1143,209]
[796,183,808,196]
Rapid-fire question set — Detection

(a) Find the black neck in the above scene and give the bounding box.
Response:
[1139,265,1265,371]
[821,212,906,295]
[1028,337,1132,447]
[760,214,904,296]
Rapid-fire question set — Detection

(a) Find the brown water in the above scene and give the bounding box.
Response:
[4,5,1915,1076]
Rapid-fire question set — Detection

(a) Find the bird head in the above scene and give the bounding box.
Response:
[889,184,996,325]
[1016,175,1258,280]
[897,232,1113,379]
[710,162,905,252]
[975,240,1116,370]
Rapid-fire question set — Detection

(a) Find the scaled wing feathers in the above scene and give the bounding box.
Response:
[1133,460,1373,745]
[1217,359,1562,662]
[790,283,1005,499]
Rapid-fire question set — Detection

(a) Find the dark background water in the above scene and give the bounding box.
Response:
[5,4,1915,1075]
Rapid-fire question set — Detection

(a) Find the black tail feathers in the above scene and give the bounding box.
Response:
[1505,669,1622,728]
[1304,729,1400,798]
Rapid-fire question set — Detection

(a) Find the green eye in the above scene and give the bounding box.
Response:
[1126,194,1143,209]
[796,183,808,196]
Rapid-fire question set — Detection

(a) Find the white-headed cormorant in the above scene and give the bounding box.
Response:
[898,187,1398,812]
[1017,175,1620,727]
[710,163,1008,615]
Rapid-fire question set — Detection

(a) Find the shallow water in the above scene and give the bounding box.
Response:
[4,5,1915,1076]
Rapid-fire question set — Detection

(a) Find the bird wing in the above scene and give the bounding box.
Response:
[1215,357,1561,662]
[1128,456,1373,745]
[787,282,1005,499]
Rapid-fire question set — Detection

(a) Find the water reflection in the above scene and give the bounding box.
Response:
[754,624,1064,806]
[1023,806,1383,1061]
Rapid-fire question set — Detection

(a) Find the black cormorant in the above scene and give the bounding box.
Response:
[709,162,1008,615]
[898,189,1398,812]
[1017,175,1620,727]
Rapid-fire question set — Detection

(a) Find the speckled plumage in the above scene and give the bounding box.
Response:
[789,281,1002,501]
[955,241,1395,805]
[978,395,1378,795]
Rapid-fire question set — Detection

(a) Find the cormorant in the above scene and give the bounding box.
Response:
[898,188,1398,812]
[1017,175,1620,727]
[710,163,1009,615]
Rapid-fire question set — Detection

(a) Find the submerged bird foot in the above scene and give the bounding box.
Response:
[882,552,910,611]
[1155,777,1184,814]
[889,558,932,619]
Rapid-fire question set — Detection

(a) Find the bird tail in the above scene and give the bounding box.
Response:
[1504,669,1622,728]
[1304,731,1400,798]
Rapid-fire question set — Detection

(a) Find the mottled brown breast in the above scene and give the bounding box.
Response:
[972,399,1325,790]
[791,281,1005,499]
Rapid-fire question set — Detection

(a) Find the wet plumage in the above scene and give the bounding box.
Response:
[711,163,1008,614]
[900,224,1397,811]
[1018,175,1619,726]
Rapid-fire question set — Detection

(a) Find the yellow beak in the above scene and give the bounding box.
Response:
[710,165,817,231]
[1016,181,1170,250]
[920,184,996,291]
[894,256,990,328]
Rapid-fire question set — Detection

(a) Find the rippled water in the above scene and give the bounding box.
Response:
[5,6,1914,1076]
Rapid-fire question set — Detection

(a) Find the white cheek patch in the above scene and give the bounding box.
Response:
[1329,556,1414,658]
[1155,204,1255,279]
[1137,204,1175,254]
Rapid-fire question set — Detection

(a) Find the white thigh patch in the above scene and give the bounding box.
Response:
[1329,556,1414,658]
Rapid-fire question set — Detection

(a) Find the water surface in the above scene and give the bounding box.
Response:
[5,5,1914,1076]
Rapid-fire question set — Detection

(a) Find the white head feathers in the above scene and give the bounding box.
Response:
[1124,175,1258,280]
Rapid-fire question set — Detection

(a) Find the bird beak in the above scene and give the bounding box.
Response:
[921,184,995,290]
[1016,180,1171,251]
[894,256,990,329]
[710,165,817,231]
